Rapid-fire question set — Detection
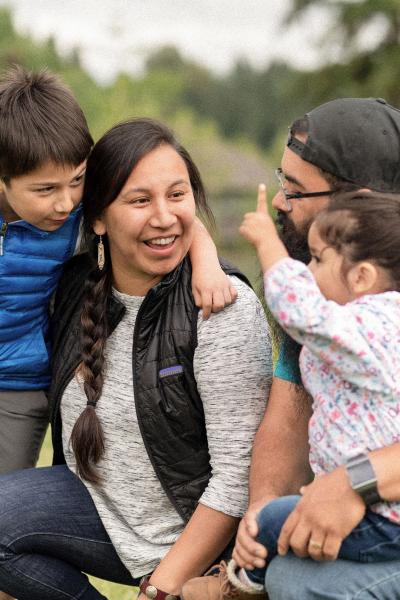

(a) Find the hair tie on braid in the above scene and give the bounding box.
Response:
[86,401,97,407]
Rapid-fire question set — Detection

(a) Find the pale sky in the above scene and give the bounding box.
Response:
[0,0,333,83]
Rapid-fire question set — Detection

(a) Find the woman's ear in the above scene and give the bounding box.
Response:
[347,262,378,295]
[93,218,106,236]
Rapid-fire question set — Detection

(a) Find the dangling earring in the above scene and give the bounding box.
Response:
[97,235,105,271]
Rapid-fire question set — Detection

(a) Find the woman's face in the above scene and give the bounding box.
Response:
[94,144,196,295]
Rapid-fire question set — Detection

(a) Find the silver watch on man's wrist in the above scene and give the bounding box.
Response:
[345,453,382,506]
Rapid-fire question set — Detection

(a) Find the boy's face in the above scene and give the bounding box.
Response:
[0,161,86,231]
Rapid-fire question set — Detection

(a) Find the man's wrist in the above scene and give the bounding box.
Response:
[345,453,382,506]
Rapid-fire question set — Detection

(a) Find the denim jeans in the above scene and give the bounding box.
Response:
[266,554,400,599]
[0,465,138,599]
[247,495,400,585]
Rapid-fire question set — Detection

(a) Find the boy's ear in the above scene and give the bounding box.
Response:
[347,262,378,295]
[93,218,106,236]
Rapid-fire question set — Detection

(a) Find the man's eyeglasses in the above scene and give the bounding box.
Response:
[275,168,335,211]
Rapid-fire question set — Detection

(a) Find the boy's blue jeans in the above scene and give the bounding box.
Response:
[247,495,400,585]
[0,465,138,599]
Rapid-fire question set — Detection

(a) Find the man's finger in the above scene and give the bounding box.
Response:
[257,183,267,213]
[277,509,299,555]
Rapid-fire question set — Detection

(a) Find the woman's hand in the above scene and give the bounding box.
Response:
[240,184,288,273]
[277,468,366,561]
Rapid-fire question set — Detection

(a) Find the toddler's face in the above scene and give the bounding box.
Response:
[0,160,86,231]
[307,222,353,304]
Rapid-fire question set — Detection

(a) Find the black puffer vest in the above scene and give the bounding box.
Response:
[50,253,250,522]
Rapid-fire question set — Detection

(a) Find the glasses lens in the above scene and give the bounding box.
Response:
[274,168,292,211]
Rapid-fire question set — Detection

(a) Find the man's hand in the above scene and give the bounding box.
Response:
[232,502,273,570]
[277,468,366,561]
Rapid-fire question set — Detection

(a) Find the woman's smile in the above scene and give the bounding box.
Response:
[94,144,196,295]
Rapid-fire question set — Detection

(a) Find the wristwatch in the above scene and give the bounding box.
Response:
[139,576,180,600]
[345,453,382,506]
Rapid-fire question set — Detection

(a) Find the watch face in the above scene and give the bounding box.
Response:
[145,585,158,599]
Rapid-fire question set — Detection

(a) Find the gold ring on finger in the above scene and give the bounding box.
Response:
[309,539,323,550]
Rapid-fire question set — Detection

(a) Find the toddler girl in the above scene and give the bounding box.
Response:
[232,188,400,596]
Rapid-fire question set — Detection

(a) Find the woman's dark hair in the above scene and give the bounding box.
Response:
[71,118,212,483]
[315,191,400,289]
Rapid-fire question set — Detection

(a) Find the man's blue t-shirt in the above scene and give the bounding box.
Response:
[273,332,302,385]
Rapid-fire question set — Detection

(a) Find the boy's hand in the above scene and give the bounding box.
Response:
[192,269,238,319]
[239,184,277,250]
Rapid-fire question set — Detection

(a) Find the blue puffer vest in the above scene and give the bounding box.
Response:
[0,206,81,390]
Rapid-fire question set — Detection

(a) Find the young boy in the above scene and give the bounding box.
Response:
[0,66,92,475]
[0,66,235,477]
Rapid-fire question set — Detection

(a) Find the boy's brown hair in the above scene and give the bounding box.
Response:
[0,66,93,182]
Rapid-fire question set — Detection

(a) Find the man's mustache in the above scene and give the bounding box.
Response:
[275,210,311,265]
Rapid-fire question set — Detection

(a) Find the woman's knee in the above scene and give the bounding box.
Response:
[0,466,74,548]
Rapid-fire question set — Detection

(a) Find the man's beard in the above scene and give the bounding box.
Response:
[276,210,311,264]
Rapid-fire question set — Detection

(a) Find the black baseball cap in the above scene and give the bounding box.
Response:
[287,97,400,192]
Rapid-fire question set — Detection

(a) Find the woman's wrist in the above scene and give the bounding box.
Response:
[148,573,181,597]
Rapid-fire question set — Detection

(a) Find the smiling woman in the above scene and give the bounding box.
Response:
[0,118,272,600]
[92,144,197,296]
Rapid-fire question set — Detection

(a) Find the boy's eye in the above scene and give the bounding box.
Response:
[311,254,321,263]
[71,174,85,186]
[36,186,55,194]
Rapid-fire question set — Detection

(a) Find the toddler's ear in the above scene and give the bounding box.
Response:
[347,261,379,296]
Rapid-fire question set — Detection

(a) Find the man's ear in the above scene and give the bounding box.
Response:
[93,218,106,236]
[347,262,378,295]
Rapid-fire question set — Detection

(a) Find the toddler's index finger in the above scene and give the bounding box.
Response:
[257,183,267,213]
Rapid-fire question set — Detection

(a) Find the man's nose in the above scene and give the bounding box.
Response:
[271,190,291,212]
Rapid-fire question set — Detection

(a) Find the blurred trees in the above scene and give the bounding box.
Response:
[2,1,399,160]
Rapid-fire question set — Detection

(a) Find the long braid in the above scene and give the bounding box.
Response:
[70,242,111,484]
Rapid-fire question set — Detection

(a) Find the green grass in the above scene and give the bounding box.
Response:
[38,429,138,600]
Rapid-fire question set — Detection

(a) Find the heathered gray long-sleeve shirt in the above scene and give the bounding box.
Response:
[61,276,272,577]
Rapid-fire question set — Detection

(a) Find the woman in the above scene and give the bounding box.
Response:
[0,118,272,600]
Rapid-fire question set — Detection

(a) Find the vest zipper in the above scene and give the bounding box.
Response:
[132,293,188,523]
[0,221,7,256]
